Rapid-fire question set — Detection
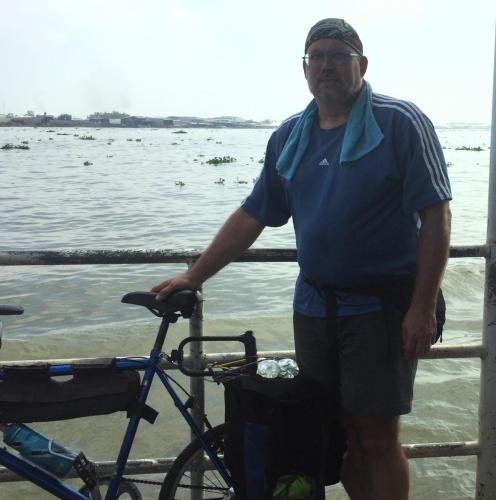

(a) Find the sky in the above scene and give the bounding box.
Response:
[2,0,496,126]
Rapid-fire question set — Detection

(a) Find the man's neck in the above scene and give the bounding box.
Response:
[317,106,350,129]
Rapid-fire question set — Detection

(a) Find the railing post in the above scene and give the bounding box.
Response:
[188,283,205,434]
[187,264,205,500]
[476,24,496,500]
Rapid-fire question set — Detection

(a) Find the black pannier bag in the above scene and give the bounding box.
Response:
[223,374,346,500]
[0,358,140,423]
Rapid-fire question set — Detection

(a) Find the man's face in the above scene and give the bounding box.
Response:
[303,38,368,105]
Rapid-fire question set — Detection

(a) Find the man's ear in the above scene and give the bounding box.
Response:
[303,60,308,80]
[360,56,368,77]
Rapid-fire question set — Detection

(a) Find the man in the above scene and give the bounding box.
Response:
[153,18,451,499]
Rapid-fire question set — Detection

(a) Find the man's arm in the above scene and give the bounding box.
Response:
[402,201,451,358]
[152,207,265,300]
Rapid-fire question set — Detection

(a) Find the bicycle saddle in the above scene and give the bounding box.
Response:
[121,290,200,318]
[0,305,24,316]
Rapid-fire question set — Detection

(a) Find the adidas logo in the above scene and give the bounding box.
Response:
[319,158,330,166]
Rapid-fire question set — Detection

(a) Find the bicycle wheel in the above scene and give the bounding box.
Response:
[79,478,142,499]
[159,423,233,499]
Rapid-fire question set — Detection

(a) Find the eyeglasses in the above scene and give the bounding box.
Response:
[302,50,361,67]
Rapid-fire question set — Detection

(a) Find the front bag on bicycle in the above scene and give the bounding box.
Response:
[0,358,140,423]
[223,374,346,500]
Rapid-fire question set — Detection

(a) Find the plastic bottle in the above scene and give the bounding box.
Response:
[277,358,299,378]
[256,359,281,378]
[3,424,78,478]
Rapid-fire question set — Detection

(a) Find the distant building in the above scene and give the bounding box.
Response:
[35,113,54,125]
[120,116,173,128]
[0,114,10,124]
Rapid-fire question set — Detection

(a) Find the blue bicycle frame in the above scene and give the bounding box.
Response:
[0,310,233,499]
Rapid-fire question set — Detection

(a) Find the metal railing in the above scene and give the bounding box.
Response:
[0,242,493,495]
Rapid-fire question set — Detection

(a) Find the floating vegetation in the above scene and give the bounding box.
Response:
[171,142,179,146]
[83,161,93,166]
[1,143,30,150]
[455,146,484,151]
[135,138,142,142]
[173,130,187,134]
[258,158,264,163]
[206,138,214,141]
[57,133,70,136]
[46,130,55,133]
[73,134,79,137]
[206,155,237,165]
[214,178,225,184]
[216,141,222,144]
[175,181,185,187]
[127,138,133,141]
[235,178,248,184]
[107,155,113,158]
[198,154,205,157]
[79,135,95,140]
[21,141,29,144]
[446,162,453,167]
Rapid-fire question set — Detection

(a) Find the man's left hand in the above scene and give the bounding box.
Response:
[402,305,437,358]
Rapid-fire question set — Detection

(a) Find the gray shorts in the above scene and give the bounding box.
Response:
[293,309,417,417]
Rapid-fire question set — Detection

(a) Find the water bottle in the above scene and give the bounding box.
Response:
[3,424,78,478]
[257,359,281,378]
[277,358,299,378]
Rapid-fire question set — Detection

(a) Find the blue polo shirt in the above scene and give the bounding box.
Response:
[242,93,452,317]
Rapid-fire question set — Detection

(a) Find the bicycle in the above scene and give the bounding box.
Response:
[0,290,257,499]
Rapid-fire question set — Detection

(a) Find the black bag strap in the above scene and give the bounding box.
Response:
[71,358,116,370]
[126,401,159,424]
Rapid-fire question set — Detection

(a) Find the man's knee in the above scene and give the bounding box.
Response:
[359,433,401,460]
[345,416,402,459]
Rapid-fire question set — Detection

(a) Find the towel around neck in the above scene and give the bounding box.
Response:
[275,80,384,181]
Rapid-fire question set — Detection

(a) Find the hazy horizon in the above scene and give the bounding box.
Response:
[2,0,496,126]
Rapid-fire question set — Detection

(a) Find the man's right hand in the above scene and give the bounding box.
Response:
[151,274,199,301]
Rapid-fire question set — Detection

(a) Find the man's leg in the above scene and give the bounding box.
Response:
[340,418,371,500]
[336,308,416,499]
[341,415,408,500]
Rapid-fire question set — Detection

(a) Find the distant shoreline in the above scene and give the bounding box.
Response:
[0,123,276,129]
[0,114,278,129]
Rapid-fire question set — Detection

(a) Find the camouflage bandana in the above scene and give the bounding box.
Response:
[304,18,363,55]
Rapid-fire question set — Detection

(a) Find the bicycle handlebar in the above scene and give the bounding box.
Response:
[176,330,258,377]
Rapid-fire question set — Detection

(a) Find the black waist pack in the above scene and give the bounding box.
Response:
[0,358,140,423]
[223,374,346,500]
[308,273,447,344]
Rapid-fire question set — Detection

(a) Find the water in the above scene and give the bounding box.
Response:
[0,125,491,499]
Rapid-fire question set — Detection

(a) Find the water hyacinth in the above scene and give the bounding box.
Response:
[206,155,237,165]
